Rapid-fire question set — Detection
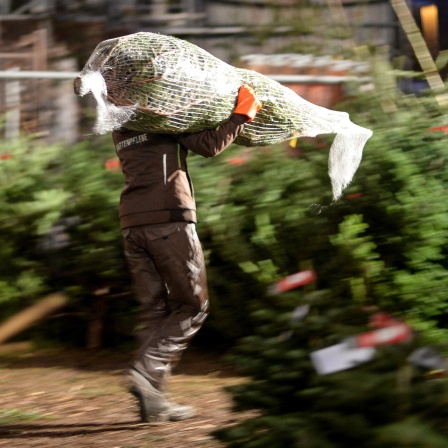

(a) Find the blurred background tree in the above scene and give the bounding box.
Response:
[0,134,133,347]
[206,58,448,446]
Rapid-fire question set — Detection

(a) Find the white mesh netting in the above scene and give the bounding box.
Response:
[74,32,372,200]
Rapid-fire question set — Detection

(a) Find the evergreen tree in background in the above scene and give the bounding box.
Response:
[211,193,448,446]
[206,60,448,445]
[214,287,448,447]
[0,134,130,346]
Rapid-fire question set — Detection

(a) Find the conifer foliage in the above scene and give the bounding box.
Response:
[213,290,448,447]
[209,146,448,446]
[0,134,127,344]
[204,78,448,446]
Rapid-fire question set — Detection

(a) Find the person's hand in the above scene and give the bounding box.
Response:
[233,84,262,122]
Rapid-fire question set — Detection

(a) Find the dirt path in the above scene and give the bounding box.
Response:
[0,345,246,448]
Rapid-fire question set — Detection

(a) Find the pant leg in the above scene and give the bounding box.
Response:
[122,227,171,347]
[123,223,209,391]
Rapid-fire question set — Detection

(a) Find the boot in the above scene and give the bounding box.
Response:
[128,369,196,423]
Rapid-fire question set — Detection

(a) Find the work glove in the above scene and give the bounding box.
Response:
[233,84,262,122]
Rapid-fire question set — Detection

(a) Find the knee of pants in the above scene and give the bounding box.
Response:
[168,277,209,314]
[191,298,209,327]
[171,298,209,333]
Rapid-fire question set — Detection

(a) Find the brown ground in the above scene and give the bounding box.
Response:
[0,344,249,448]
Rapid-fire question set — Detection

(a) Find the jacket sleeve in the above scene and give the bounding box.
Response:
[176,114,247,158]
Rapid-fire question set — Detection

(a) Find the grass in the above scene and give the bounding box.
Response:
[0,408,46,425]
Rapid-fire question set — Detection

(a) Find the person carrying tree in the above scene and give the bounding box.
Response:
[112,85,261,423]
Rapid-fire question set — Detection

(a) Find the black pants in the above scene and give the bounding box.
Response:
[122,222,209,391]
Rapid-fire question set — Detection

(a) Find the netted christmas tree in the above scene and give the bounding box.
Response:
[74,31,372,200]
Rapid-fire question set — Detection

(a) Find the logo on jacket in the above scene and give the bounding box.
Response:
[116,133,148,151]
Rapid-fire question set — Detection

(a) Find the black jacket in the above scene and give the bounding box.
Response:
[112,114,247,229]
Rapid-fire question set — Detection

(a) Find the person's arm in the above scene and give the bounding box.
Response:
[177,85,261,158]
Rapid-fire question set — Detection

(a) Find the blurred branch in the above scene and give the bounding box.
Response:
[326,0,357,46]
[435,50,448,71]
[0,293,68,344]
[390,0,448,108]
